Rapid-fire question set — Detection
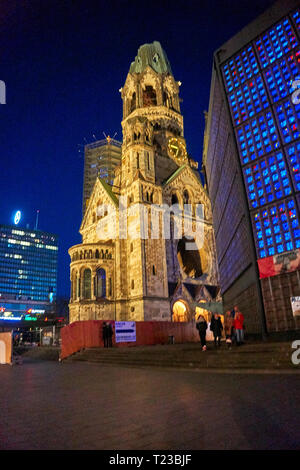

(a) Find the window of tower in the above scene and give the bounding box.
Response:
[143,86,157,107]
[83,269,92,299]
[183,190,190,205]
[163,91,172,109]
[95,268,106,298]
[171,193,179,205]
[130,92,136,113]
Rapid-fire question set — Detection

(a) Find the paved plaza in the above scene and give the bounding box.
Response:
[0,358,299,450]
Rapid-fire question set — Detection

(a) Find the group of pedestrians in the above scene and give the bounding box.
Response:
[196,305,245,352]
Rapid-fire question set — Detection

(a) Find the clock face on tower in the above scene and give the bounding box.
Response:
[167,137,187,165]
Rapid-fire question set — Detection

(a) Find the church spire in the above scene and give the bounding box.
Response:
[129,41,173,75]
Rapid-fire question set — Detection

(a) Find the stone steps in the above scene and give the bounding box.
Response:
[66,342,297,370]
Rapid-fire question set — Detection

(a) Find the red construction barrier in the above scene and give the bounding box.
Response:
[60,320,199,360]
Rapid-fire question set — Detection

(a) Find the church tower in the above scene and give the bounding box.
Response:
[68,41,219,324]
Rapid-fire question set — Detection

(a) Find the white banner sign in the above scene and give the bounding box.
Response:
[115,321,136,343]
[290,297,300,316]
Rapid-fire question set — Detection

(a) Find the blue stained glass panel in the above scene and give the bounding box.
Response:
[228,75,270,126]
[286,141,300,191]
[274,98,300,144]
[264,48,300,102]
[244,151,292,209]
[236,111,280,164]
[255,18,298,69]
[222,45,259,92]
[292,8,300,34]
[252,198,300,258]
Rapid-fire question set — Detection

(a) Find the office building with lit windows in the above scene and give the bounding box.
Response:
[203,0,300,334]
[0,224,58,320]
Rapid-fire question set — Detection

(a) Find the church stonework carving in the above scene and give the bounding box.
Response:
[68,41,220,323]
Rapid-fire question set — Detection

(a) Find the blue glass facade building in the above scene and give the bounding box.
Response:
[203,0,300,333]
[222,8,300,260]
[0,224,58,319]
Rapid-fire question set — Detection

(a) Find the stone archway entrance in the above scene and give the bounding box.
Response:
[172,300,189,322]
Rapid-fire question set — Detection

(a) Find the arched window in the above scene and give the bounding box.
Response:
[95,249,99,259]
[146,151,150,170]
[163,91,172,108]
[183,190,190,205]
[83,269,91,299]
[130,92,136,113]
[171,193,179,205]
[95,268,106,298]
[143,86,157,106]
[72,272,77,300]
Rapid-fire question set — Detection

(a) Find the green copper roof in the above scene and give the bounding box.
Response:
[98,177,119,207]
[163,165,187,186]
[129,41,173,75]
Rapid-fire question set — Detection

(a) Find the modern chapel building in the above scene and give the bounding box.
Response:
[203,0,300,334]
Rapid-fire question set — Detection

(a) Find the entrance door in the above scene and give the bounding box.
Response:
[172,300,188,322]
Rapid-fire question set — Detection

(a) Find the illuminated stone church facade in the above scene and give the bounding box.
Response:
[68,41,219,323]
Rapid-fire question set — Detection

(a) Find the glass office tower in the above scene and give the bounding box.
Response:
[203,0,300,333]
[82,136,122,214]
[0,224,58,319]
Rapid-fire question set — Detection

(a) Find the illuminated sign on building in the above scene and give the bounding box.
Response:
[13,211,21,225]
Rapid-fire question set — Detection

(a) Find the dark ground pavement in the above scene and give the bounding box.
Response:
[0,358,299,450]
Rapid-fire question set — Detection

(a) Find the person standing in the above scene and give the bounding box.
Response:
[233,306,245,345]
[102,321,108,348]
[196,315,208,351]
[210,313,223,348]
[107,322,114,348]
[224,310,234,349]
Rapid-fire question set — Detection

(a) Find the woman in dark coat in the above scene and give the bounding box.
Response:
[106,322,113,347]
[210,313,223,348]
[224,310,234,349]
[102,322,107,347]
[196,315,208,351]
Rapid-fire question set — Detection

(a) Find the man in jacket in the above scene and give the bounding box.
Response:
[107,322,114,348]
[210,313,223,348]
[233,306,245,345]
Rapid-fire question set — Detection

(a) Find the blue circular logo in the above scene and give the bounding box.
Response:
[14,211,21,225]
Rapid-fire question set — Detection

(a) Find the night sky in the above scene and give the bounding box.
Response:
[0,0,275,298]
